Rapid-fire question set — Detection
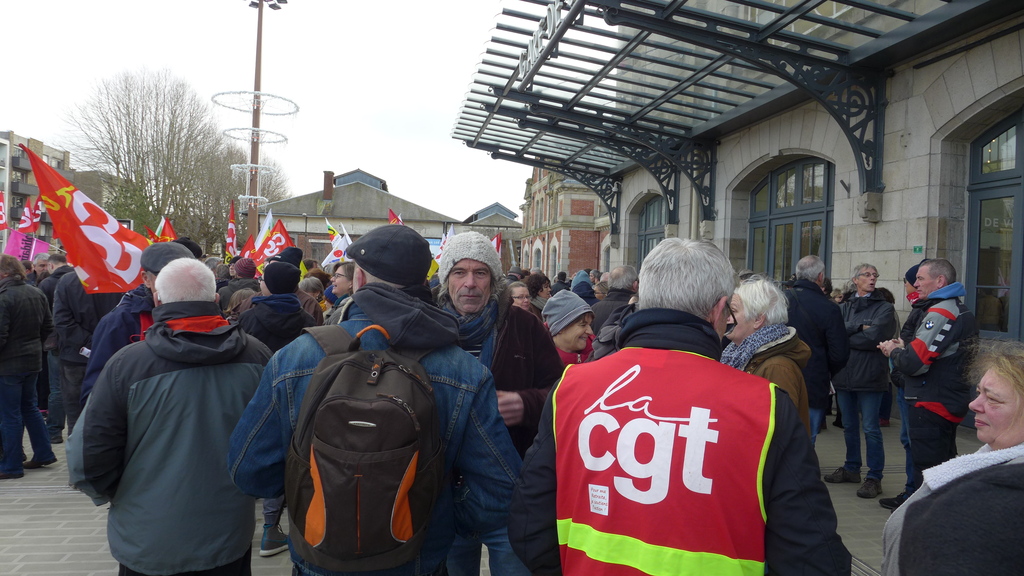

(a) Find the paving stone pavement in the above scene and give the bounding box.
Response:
[1,416,982,575]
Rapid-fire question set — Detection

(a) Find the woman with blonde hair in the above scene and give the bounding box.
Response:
[721,277,811,434]
[883,339,1024,575]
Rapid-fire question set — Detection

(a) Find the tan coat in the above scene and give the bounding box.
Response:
[745,327,812,435]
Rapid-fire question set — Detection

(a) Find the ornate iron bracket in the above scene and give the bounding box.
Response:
[502,98,719,220]
[601,3,886,195]
[473,143,624,234]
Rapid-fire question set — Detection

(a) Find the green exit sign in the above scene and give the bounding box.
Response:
[913,246,923,254]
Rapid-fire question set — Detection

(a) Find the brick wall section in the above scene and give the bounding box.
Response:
[568,230,601,273]
[571,199,595,216]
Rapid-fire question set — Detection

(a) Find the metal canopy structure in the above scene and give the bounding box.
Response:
[453,0,1018,234]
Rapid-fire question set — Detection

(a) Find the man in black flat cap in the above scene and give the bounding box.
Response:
[79,241,195,405]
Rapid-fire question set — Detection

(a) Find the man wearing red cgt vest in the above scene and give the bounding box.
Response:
[509,238,850,575]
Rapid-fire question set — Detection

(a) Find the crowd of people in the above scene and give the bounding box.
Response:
[1,226,1020,576]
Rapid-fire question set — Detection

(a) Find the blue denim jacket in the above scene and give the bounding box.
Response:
[228,304,522,576]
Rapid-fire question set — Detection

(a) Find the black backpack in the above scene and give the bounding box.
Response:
[285,324,444,572]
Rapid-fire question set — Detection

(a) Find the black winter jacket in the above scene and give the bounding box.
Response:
[0,276,53,375]
[508,308,850,575]
[590,288,632,332]
[217,278,260,311]
[237,296,316,353]
[785,280,850,408]
[38,265,74,308]
[832,291,897,393]
[52,271,123,365]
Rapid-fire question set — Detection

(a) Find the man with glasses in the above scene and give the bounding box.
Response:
[824,264,897,499]
[324,261,355,325]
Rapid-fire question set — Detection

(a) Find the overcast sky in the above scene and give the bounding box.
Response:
[2,0,533,222]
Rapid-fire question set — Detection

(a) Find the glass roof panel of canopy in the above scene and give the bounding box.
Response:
[453,0,952,176]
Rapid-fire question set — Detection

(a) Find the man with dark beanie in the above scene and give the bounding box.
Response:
[238,262,316,353]
[235,247,324,324]
[218,257,259,311]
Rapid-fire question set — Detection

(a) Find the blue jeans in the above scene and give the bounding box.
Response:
[895,387,915,494]
[808,407,825,446]
[1,373,56,475]
[46,351,64,439]
[447,526,529,576]
[835,390,884,481]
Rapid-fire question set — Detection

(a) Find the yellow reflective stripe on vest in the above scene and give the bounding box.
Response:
[556,519,765,576]
[756,382,778,522]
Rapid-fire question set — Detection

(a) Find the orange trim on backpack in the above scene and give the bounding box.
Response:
[305,445,327,547]
[392,451,419,542]
[165,315,229,333]
[356,324,390,340]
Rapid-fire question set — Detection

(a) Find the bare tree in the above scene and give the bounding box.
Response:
[65,68,289,255]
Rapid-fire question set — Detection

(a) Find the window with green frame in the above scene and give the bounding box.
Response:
[748,159,833,280]
[637,195,665,269]
[967,108,1024,339]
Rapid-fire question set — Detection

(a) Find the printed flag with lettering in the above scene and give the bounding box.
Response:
[253,219,294,265]
[155,216,177,241]
[387,208,404,226]
[144,225,159,244]
[3,229,51,261]
[18,197,42,233]
[225,200,238,260]
[19,144,150,293]
[0,193,8,232]
[322,218,352,268]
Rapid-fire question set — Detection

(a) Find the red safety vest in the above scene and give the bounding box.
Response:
[553,348,776,576]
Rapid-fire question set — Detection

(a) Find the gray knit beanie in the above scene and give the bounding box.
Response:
[543,289,593,336]
[438,232,503,283]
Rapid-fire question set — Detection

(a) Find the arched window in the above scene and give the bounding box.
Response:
[637,196,665,268]
[533,247,542,270]
[966,109,1023,338]
[748,158,833,280]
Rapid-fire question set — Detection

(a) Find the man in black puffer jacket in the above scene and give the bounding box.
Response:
[824,263,897,500]
[785,255,850,445]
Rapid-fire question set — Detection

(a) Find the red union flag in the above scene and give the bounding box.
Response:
[0,193,8,231]
[225,200,238,259]
[253,219,294,265]
[19,144,149,293]
[387,208,404,226]
[491,232,502,258]
[18,196,43,233]
[156,216,177,242]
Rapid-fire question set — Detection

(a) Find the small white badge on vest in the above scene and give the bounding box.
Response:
[589,484,610,515]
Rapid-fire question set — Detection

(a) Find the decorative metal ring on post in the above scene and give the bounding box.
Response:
[211,91,300,116]
[223,127,289,145]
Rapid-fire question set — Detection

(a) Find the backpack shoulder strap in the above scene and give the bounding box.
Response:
[303,324,357,355]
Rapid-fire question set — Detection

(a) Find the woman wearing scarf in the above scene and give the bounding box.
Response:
[721,277,811,434]
[524,272,551,321]
[883,340,1024,575]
